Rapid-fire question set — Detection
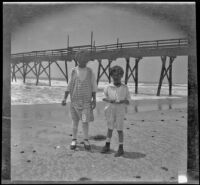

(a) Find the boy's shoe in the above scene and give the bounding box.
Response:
[114,145,124,157]
[83,139,91,151]
[101,142,110,153]
[70,139,77,150]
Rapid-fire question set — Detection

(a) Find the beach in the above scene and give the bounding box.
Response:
[11,97,187,182]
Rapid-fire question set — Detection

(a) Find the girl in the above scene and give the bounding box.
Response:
[101,65,131,157]
[62,50,97,150]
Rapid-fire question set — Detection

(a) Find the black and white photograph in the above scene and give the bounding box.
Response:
[2,1,198,184]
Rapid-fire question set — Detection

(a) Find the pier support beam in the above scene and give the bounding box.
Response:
[11,63,17,82]
[97,59,112,84]
[15,63,24,80]
[54,60,68,83]
[35,61,41,85]
[157,56,176,96]
[22,62,28,83]
[125,57,142,94]
[49,61,51,86]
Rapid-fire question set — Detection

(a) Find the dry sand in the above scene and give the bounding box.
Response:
[11,98,187,183]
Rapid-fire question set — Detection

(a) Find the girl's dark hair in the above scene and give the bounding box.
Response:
[110,65,124,77]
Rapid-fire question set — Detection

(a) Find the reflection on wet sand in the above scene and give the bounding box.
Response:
[95,98,187,116]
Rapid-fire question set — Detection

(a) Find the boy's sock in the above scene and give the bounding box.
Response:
[114,144,124,157]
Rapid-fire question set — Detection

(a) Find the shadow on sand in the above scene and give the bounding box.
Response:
[75,144,146,160]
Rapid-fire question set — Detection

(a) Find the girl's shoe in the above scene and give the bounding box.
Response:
[83,139,91,150]
[101,142,110,153]
[70,139,77,150]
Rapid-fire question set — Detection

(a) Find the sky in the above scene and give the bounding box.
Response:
[11,3,188,84]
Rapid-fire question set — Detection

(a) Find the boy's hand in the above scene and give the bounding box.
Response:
[91,100,96,109]
[109,100,116,104]
[61,99,66,106]
[119,100,129,105]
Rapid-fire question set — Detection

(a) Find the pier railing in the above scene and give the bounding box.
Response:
[11,38,189,59]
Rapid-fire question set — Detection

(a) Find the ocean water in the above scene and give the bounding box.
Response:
[11,77,187,105]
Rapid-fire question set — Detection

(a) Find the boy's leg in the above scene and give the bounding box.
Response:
[114,130,124,157]
[101,128,113,153]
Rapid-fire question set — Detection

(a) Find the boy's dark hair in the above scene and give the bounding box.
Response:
[110,65,124,77]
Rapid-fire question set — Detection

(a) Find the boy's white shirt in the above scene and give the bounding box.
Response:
[104,84,131,102]
[67,66,97,92]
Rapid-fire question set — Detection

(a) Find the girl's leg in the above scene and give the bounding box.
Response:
[106,128,113,142]
[82,122,89,140]
[70,120,79,149]
[72,120,79,140]
[82,122,91,150]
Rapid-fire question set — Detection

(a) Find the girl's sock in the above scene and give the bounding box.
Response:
[106,137,111,143]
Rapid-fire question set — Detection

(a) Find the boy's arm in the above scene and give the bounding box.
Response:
[103,87,116,103]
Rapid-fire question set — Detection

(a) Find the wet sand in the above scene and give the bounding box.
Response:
[11,98,187,182]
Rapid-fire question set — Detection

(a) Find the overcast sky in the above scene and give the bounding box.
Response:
[11,3,188,84]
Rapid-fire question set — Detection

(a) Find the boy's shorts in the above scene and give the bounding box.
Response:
[70,105,94,123]
[104,104,126,131]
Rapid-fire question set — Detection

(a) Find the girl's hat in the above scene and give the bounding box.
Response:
[75,49,90,63]
[110,65,124,76]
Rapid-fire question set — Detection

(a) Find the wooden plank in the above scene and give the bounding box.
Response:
[135,58,140,94]
[168,56,175,96]
[54,61,68,81]
[35,62,41,85]
[99,62,109,80]
[25,63,37,76]
[97,60,101,84]
[108,60,112,83]
[65,60,68,83]
[49,61,51,86]
[125,58,129,84]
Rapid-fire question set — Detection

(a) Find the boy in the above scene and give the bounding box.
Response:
[101,65,131,157]
[62,49,97,150]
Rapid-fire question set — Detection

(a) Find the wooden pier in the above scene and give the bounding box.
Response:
[11,38,192,96]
